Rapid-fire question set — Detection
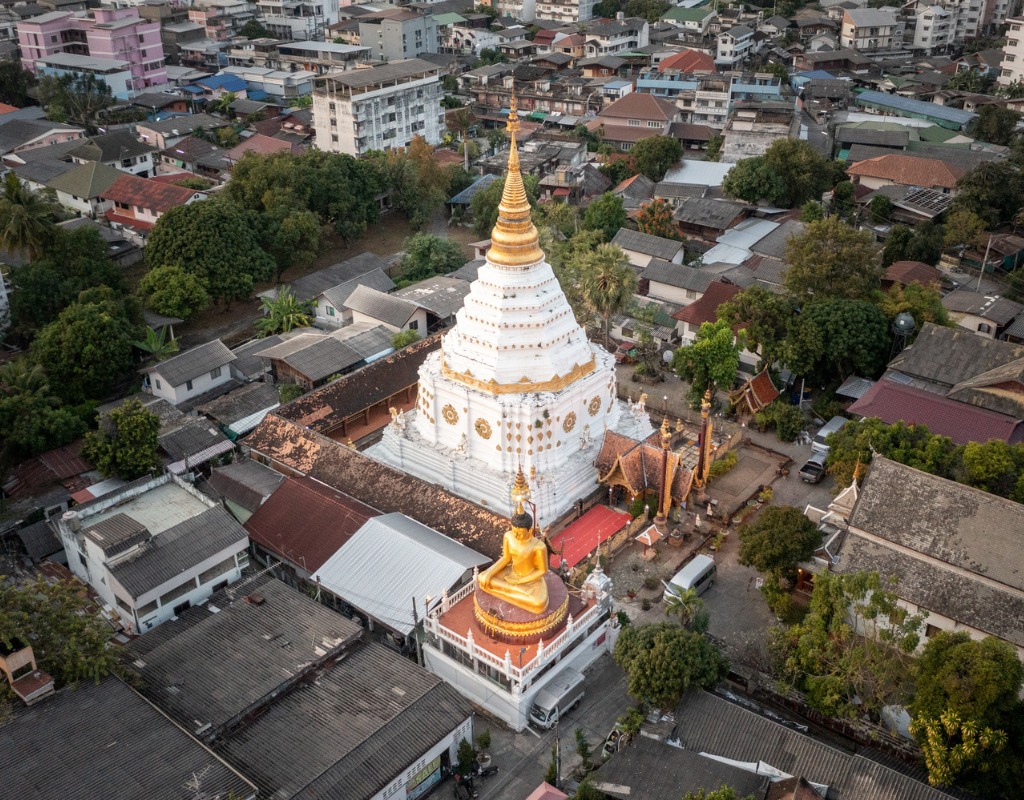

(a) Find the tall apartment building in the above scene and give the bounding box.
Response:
[256,0,340,41]
[17,7,167,92]
[903,0,983,49]
[313,58,443,156]
[998,16,1024,86]
[533,0,598,24]
[357,9,438,61]
[839,8,902,51]
[187,0,256,41]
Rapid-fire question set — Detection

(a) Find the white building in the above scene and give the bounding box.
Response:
[494,0,536,22]
[583,16,650,57]
[142,339,237,406]
[998,16,1024,87]
[716,24,754,68]
[313,58,443,156]
[369,106,652,526]
[55,472,249,633]
[840,8,902,51]
[533,0,597,24]
[903,0,983,50]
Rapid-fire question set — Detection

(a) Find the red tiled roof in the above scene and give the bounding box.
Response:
[848,379,1024,445]
[731,369,780,413]
[659,49,716,73]
[37,440,91,480]
[105,209,154,231]
[0,102,20,115]
[846,154,964,190]
[245,476,378,572]
[672,281,740,325]
[226,133,294,160]
[599,92,678,122]
[547,505,630,569]
[884,260,943,287]
[534,30,558,45]
[100,174,200,213]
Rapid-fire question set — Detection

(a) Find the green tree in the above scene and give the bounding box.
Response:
[137,264,210,321]
[784,217,880,301]
[546,227,605,325]
[400,233,465,283]
[291,94,312,109]
[32,287,141,403]
[533,200,580,238]
[369,136,449,230]
[752,400,806,443]
[256,287,313,336]
[0,172,55,261]
[770,571,922,719]
[582,192,628,241]
[874,283,950,331]
[724,139,837,208]
[953,161,1024,227]
[37,72,114,132]
[578,243,638,347]
[448,106,476,172]
[958,439,1023,498]
[943,208,988,253]
[705,135,723,162]
[722,156,786,205]
[968,104,1021,146]
[478,47,507,65]
[911,712,1008,789]
[0,360,85,460]
[260,207,323,280]
[824,418,959,488]
[146,199,275,303]
[673,319,746,406]
[881,222,944,267]
[0,576,125,686]
[631,135,682,181]
[613,623,728,710]
[683,787,755,800]
[0,61,34,107]
[211,90,238,116]
[238,18,270,38]
[717,286,793,369]
[624,0,671,21]
[783,298,889,382]
[635,198,679,239]
[800,200,825,222]
[868,194,893,224]
[738,505,820,577]
[470,174,539,237]
[664,585,704,628]
[83,399,161,480]
[133,326,179,361]
[392,329,421,349]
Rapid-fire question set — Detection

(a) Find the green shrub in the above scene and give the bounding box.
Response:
[628,495,648,519]
[643,576,659,590]
[278,383,304,404]
[754,401,805,442]
[707,450,737,481]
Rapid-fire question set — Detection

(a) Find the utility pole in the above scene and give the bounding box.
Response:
[411,595,423,667]
[978,233,992,292]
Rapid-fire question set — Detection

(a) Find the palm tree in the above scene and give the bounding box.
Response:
[256,287,313,336]
[0,359,56,401]
[448,107,475,172]
[579,243,638,348]
[212,91,237,116]
[664,585,703,628]
[0,173,55,260]
[133,326,180,362]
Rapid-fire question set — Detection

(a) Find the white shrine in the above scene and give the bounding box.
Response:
[370,99,651,526]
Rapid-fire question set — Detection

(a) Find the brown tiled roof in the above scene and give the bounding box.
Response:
[672,281,740,325]
[276,334,441,433]
[226,134,294,160]
[37,440,91,479]
[846,154,964,190]
[245,476,378,572]
[883,260,942,287]
[659,49,716,73]
[100,174,200,213]
[244,414,507,559]
[596,431,691,503]
[598,92,678,122]
[730,369,780,414]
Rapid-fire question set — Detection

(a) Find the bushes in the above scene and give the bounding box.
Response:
[707,450,737,481]
[753,400,805,442]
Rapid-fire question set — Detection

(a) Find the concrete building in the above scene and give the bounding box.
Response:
[998,16,1024,87]
[142,339,237,406]
[54,472,250,633]
[187,0,256,41]
[276,39,370,74]
[17,7,167,93]
[33,53,135,99]
[839,8,902,51]
[313,58,443,156]
[357,9,438,62]
[256,0,337,41]
[716,24,754,68]
[533,0,598,24]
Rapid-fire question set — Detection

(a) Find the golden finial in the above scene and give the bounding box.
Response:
[700,387,713,418]
[660,416,672,448]
[675,418,684,433]
[486,88,543,268]
[511,465,532,512]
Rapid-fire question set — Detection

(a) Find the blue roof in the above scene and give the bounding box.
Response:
[449,173,499,205]
[194,74,248,92]
[246,89,268,100]
[180,85,204,94]
[605,79,631,89]
[854,90,976,127]
[798,70,836,80]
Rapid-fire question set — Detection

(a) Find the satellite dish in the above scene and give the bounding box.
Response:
[892,312,916,335]
[662,350,674,363]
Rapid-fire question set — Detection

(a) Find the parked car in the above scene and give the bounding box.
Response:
[614,341,636,364]
[798,452,828,484]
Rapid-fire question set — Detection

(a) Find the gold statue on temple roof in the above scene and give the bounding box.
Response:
[477,467,550,614]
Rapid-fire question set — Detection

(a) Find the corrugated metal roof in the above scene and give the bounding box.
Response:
[144,339,236,388]
[312,513,489,635]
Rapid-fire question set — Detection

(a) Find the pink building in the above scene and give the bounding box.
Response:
[18,8,167,93]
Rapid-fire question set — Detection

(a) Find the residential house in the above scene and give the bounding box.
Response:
[0,119,84,156]
[196,381,281,439]
[273,40,371,74]
[188,0,256,41]
[207,457,285,523]
[716,24,754,68]
[142,339,237,406]
[998,16,1024,87]
[672,279,740,342]
[44,161,122,217]
[941,288,1024,338]
[253,324,394,390]
[54,472,250,632]
[583,16,650,58]
[810,457,1024,660]
[357,9,439,61]
[157,415,236,472]
[853,90,976,130]
[641,259,716,305]
[312,59,443,156]
[261,250,389,305]
[345,284,428,334]
[613,173,655,211]
[882,259,944,289]
[315,267,395,327]
[839,8,901,51]
[661,6,716,37]
[533,0,598,24]
[720,101,799,162]
[611,228,685,269]
[586,91,678,151]
[100,174,205,239]
[136,113,232,149]
[65,129,155,177]
[846,153,964,192]
[156,134,234,180]
[393,276,471,331]
[672,197,747,240]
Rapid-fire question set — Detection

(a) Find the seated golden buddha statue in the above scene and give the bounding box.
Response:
[477,469,550,615]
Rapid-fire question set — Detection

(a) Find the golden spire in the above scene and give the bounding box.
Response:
[487,90,544,268]
[660,416,672,449]
[511,464,532,513]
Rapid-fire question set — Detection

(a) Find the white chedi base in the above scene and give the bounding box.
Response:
[368,399,653,528]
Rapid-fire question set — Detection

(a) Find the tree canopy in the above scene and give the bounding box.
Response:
[83,399,161,480]
[723,139,839,208]
[614,623,728,709]
[578,243,637,347]
[400,233,466,284]
[952,161,1024,227]
[256,287,313,336]
[635,198,678,240]
[0,61,34,107]
[784,217,880,301]
[146,199,275,303]
[37,72,113,132]
[137,264,210,321]
[968,104,1021,147]
[738,505,820,577]
[0,172,55,262]
[783,298,889,383]
[582,191,628,241]
[673,319,746,405]
[630,135,682,181]
[717,287,793,369]
[0,360,85,461]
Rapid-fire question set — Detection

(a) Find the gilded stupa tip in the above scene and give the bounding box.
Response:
[487,90,544,268]
[512,465,532,507]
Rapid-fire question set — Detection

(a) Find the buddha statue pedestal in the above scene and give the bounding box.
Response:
[473,574,569,644]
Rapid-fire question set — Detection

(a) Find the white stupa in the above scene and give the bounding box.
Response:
[370,98,652,525]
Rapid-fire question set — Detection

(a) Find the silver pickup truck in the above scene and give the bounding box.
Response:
[798,453,828,484]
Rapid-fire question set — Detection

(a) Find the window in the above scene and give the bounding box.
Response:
[210,366,222,379]
[155,378,162,389]
[137,600,158,617]
[408,320,419,330]
[925,623,942,639]
[160,579,197,608]
[199,554,237,585]
[978,323,992,334]
[185,379,193,391]
[327,306,335,316]
[627,119,640,126]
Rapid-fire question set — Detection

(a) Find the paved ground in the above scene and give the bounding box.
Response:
[473,654,631,800]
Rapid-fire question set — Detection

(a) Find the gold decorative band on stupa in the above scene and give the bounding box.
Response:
[441,355,596,395]
[473,593,569,640]
[487,91,545,268]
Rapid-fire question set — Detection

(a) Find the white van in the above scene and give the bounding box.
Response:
[529,668,585,730]
[663,554,716,600]
[811,415,848,454]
